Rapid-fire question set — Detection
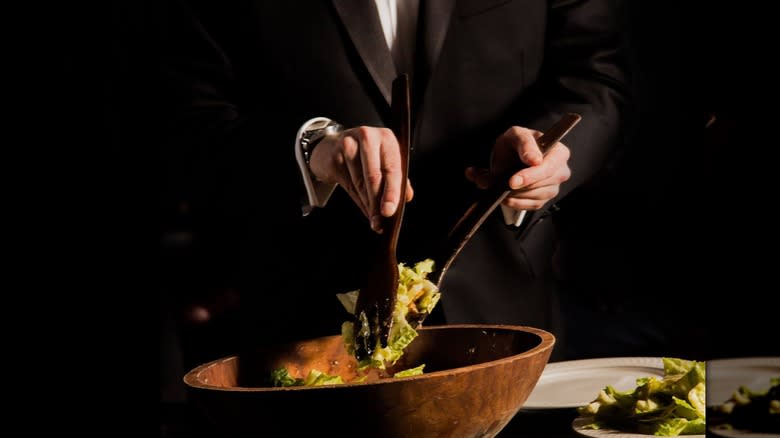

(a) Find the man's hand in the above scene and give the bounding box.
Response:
[465,126,571,211]
[310,126,414,233]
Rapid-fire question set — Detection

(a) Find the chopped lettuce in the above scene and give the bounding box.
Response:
[270,368,343,387]
[577,357,706,436]
[270,367,301,387]
[393,364,425,378]
[269,364,427,387]
[338,259,440,370]
[268,259,440,387]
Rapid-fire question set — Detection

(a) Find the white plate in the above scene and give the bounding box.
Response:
[571,417,705,438]
[522,357,665,410]
[707,357,780,407]
[708,426,780,438]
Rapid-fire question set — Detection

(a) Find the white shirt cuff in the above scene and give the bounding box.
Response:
[501,205,527,227]
[295,117,338,216]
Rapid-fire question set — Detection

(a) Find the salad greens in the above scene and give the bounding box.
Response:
[339,259,440,370]
[270,364,426,387]
[577,357,706,436]
[709,377,779,433]
[393,364,425,378]
[269,259,440,387]
[270,367,343,387]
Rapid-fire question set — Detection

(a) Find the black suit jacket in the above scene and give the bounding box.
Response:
[162,0,628,344]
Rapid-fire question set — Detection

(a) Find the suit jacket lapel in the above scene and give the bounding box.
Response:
[332,0,396,105]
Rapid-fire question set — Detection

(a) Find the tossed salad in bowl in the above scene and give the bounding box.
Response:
[271,259,440,387]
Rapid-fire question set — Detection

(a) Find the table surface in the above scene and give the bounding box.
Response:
[160,402,583,438]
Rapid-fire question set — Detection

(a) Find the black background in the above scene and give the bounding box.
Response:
[43,0,777,436]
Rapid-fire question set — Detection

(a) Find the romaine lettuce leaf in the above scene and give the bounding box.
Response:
[270,259,441,387]
[271,368,343,387]
[338,259,441,370]
[393,364,425,378]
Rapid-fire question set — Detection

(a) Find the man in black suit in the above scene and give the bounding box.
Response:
[162,0,628,351]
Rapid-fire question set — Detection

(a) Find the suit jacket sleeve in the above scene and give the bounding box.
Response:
[514,0,629,234]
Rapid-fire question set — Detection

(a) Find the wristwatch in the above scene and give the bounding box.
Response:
[299,119,344,165]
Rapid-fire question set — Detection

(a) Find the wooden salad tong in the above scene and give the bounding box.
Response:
[353,74,412,361]
[426,113,582,313]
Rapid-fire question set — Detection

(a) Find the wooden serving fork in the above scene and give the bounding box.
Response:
[353,74,412,361]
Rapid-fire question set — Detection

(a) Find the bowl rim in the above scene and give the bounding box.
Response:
[183,324,555,392]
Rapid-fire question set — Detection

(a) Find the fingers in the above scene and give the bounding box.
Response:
[467,141,570,192]
[379,132,402,218]
[502,126,544,167]
[342,134,371,215]
[486,126,544,189]
[501,143,569,212]
[466,163,567,212]
[356,127,386,228]
[508,142,570,190]
[317,126,407,233]
[502,185,560,211]
[466,126,572,213]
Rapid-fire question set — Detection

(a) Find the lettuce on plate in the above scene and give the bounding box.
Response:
[577,357,706,436]
[338,259,440,370]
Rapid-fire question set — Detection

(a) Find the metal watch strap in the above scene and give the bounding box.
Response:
[300,120,344,164]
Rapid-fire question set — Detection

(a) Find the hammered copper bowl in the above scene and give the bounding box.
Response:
[183,324,555,438]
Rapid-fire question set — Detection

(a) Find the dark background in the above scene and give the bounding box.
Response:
[101,0,775,436]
